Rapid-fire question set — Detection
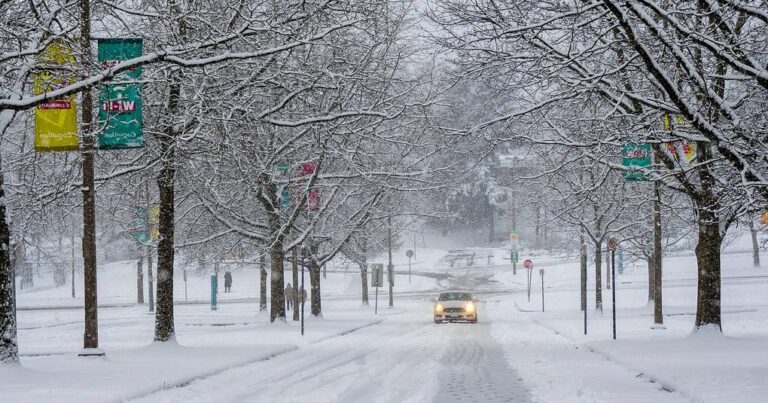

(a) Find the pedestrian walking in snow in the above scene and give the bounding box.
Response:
[285,283,295,310]
[224,271,232,293]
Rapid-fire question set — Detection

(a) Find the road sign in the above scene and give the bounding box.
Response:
[761,212,768,225]
[508,233,519,242]
[622,143,652,181]
[406,249,414,258]
[539,268,545,276]
[523,259,533,269]
[608,238,618,251]
[371,263,384,287]
[510,251,519,264]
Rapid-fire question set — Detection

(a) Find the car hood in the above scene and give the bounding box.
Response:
[436,300,472,309]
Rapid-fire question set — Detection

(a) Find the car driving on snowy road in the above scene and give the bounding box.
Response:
[433,291,477,324]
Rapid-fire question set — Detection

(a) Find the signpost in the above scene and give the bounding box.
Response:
[509,233,519,275]
[523,259,533,302]
[539,268,545,312]
[371,263,384,315]
[406,250,414,284]
[761,212,768,225]
[608,238,618,340]
[581,243,588,335]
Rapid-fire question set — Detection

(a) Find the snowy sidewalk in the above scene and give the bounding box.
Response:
[2,310,382,403]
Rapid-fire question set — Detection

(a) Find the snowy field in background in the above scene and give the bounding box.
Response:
[3,232,768,402]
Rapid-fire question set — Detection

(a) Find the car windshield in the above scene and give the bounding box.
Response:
[438,292,472,301]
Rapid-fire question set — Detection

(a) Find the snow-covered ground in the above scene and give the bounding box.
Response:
[3,237,768,402]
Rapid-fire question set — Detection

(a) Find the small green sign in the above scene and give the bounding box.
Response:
[98,38,143,149]
[622,143,652,181]
[278,187,291,209]
[274,161,289,175]
[511,251,519,264]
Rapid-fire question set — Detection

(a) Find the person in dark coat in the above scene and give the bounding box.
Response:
[285,283,295,310]
[224,271,233,292]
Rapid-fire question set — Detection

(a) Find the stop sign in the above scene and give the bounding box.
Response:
[523,259,533,269]
[406,249,414,258]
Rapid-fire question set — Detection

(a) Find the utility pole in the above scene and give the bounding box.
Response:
[653,179,664,327]
[611,245,617,340]
[292,248,299,321]
[77,0,102,356]
[301,245,306,335]
[71,225,76,298]
[581,231,587,335]
[388,215,393,308]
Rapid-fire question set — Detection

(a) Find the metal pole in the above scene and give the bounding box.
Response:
[78,0,102,356]
[408,257,411,284]
[388,216,393,308]
[375,281,378,315]
[301,245,305,336]
[527,268,532,302]
[612,249,617,340]
[582,248,588,335]
[183,269,188,303]
[541,270,545,312]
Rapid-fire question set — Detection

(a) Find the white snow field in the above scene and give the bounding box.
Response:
[2,237,768,402]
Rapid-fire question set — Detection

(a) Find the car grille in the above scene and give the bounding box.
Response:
[444,308,464,313]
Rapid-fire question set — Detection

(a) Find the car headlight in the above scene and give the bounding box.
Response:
[435,303,444,313]
[464,302,475,313]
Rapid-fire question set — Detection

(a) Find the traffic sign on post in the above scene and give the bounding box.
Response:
[523,259,533,269]
[608,238,618,251]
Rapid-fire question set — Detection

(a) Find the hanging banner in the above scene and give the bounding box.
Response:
[34,39,79,152]
[97,38,143,149]
[665,141,697,164]
[622,143,652,181]
[662,114,694,132]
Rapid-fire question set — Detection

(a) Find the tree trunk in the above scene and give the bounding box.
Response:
[292,248,299,321]
[361,237,369,305]
[0,175,18,364]
[749,216,760,267]
[153,73,180,343]
[488,202,494,243]
[309,254,322,317]
[695,213,722,330]
[647,256,654,303]
[260,253,267,311]
[694,143,722,331]
[594,240,603,311]
[136,249,144,304]
[147,245,154,312]
[268,235,286,322]
[360,264,369,305]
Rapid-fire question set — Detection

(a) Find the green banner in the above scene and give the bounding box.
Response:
[622,143,652,181]
[98,38,143,149]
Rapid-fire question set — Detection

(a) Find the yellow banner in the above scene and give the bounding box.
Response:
[34,39,79,152]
